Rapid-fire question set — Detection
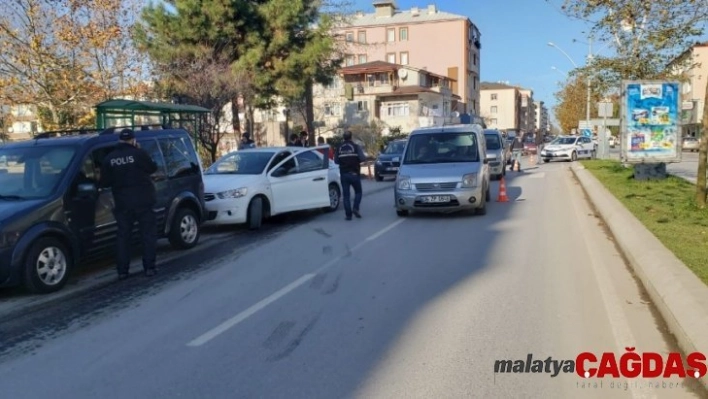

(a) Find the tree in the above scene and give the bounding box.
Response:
[553,74,604,133]
[0,0,145,130]
[555,0,708,205]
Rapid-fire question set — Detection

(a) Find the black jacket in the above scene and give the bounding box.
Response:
[100,143,158,210]
[335,140,366,174]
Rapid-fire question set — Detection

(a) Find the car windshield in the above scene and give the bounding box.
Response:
[403,132,479,164]
[484,134,502,150]
[383,141,406,154]
[0,145,78,200]
[524,136,535,143]
[551,137,577,145]
[205,151,275,175]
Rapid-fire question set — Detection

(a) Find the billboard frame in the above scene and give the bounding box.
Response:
[620,80,682,164]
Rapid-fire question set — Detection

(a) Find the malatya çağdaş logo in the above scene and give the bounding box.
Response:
[494,348,707,379]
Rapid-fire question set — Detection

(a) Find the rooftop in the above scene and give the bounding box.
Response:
[342,3,469,28]
[480,82,517,90]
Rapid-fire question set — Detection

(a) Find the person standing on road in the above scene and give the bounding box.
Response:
[317,136,334,160]
[299,131,309,147]
[511,136,523,170]
[288,133,303,147]
[100,129,159,280]
[238,131,256,150]
[335,131,366,220]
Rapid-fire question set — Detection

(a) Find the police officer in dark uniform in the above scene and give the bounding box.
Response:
[100,129,158,279]
[335,131,366,220]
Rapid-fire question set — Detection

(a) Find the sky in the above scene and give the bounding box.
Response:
[351,0,599,125]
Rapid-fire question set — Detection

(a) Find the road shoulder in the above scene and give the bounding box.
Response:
[571,163,708,391]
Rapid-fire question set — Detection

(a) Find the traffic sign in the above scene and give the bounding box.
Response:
[581,129,592,137]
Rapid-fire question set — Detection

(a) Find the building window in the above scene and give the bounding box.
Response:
[387,28,395,42]
[385,102,409,117]
[491,93,497,100]
[357,31,367,44]
[491,118,498,125]
[358,54,367,64]
[345,55,355,66]
[345,31,354,42]
[387,53,396,63]
[399,27,408,41]
[491,106,498,113]
[324,103,341,116]
[325,77,341,89]
[473,53,477,66]
[357,100,368,112]
[400,52,409,65]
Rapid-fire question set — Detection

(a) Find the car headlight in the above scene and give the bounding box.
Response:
[217,187,248,199]
[461,173,478,188]
[397,176,411,190]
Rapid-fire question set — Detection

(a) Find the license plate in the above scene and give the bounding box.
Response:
[387,167,399,171]
[422,195,450,203]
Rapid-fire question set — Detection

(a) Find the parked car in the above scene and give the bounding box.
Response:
[484,129,506,180]
[203,146,341,230]
[522,135,538,155]
[683,137,700,152]
[540,135,596,162]
[395,123,490,217]
[374,139,406,181]
[0,126,206,294]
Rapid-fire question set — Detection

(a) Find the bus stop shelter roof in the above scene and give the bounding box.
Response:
[95,99,211,113]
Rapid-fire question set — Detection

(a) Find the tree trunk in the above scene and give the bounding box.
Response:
[231,98,241,133]
[305,79,315,146]
[697,109,708,207]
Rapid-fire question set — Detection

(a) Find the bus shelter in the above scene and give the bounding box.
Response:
[95,99,211,134]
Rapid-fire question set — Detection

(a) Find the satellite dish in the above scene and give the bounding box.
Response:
[398,69,408,79]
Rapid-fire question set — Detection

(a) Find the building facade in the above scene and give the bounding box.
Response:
[518,88,535,133]
[479,82,521,131]
[668,42,708,138]
[313,61,457,134]
[534,101,549,134]
[332,1,481,116]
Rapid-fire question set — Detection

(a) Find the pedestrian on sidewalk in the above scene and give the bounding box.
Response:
[100,129,159,280]
[335,131,366,220]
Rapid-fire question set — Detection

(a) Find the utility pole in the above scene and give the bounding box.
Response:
[586,36,593,126]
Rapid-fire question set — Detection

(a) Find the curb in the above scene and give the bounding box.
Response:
[571,164,708,390]
[0,183,395,323]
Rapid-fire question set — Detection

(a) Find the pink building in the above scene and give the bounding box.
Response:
[337,1,481,114]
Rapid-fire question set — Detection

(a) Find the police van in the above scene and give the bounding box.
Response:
[0,126,206,294]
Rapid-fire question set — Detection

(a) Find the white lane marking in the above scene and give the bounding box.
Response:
[565,174,654,399]
[187,219,407,347]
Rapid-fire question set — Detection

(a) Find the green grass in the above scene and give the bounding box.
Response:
[580,159,708,286]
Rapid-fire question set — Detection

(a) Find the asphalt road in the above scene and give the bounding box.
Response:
[0,161,704,399]
[668,151,700,184]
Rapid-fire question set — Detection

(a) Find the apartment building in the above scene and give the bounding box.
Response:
[334,1,481,115]
[518,88,535,133]
[668,42,708,138]
[314,61,457,133]
[479,82,521,131]
[534,101,549,134]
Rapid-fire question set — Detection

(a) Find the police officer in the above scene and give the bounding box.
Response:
[335,131,366,220]
[100,129,158,279]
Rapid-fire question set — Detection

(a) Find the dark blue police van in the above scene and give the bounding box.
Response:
[0,126,206,294]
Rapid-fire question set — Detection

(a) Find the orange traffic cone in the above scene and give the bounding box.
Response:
[497,176,509,202]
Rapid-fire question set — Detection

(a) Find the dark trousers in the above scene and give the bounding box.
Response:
[114,207,157,273]
[340,172,362,217]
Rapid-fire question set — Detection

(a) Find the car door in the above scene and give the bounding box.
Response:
[138,137,170,232]
[268,148,330,214]
[581,137,594,158]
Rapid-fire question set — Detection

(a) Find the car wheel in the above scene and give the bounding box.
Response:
[396,209,409,217]
[326,183,341,212]
[571,151,577,162]
[375,174,383,182]
[543,159,550,163]
[502,167,506,177]
[169,207,200,249]
[23,237,71,294]
[247,196,264,230]
[485,184,491,202]
[475,192,487,215]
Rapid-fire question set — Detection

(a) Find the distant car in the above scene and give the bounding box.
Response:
[484,129,506,180]
[683,137,700,152]
[540,135,596,162]
[523,136,537,155]
[374,139,406,181]
[203,146,341,230]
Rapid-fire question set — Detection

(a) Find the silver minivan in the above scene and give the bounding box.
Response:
[483,129,506,180]
[394,123,491,216]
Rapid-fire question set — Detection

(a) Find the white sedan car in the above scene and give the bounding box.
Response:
[203,146,341,229]
[541,135,596,162]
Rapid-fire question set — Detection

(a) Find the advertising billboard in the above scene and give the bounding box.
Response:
[621,81,682,163]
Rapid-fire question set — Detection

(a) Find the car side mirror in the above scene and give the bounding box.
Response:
[271,167,287,177]
[483,158,489,164]
[77,182,97,197]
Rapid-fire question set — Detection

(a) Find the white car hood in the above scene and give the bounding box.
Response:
[203,174,263,193]
[544,144,575,151]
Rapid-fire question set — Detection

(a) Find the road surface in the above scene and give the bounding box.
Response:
[668,151,700,184]
[0,161,704,399]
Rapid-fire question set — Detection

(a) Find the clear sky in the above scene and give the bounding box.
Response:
[351,0,598,124]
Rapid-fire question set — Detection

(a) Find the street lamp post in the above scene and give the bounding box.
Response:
[548,40,593,134]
